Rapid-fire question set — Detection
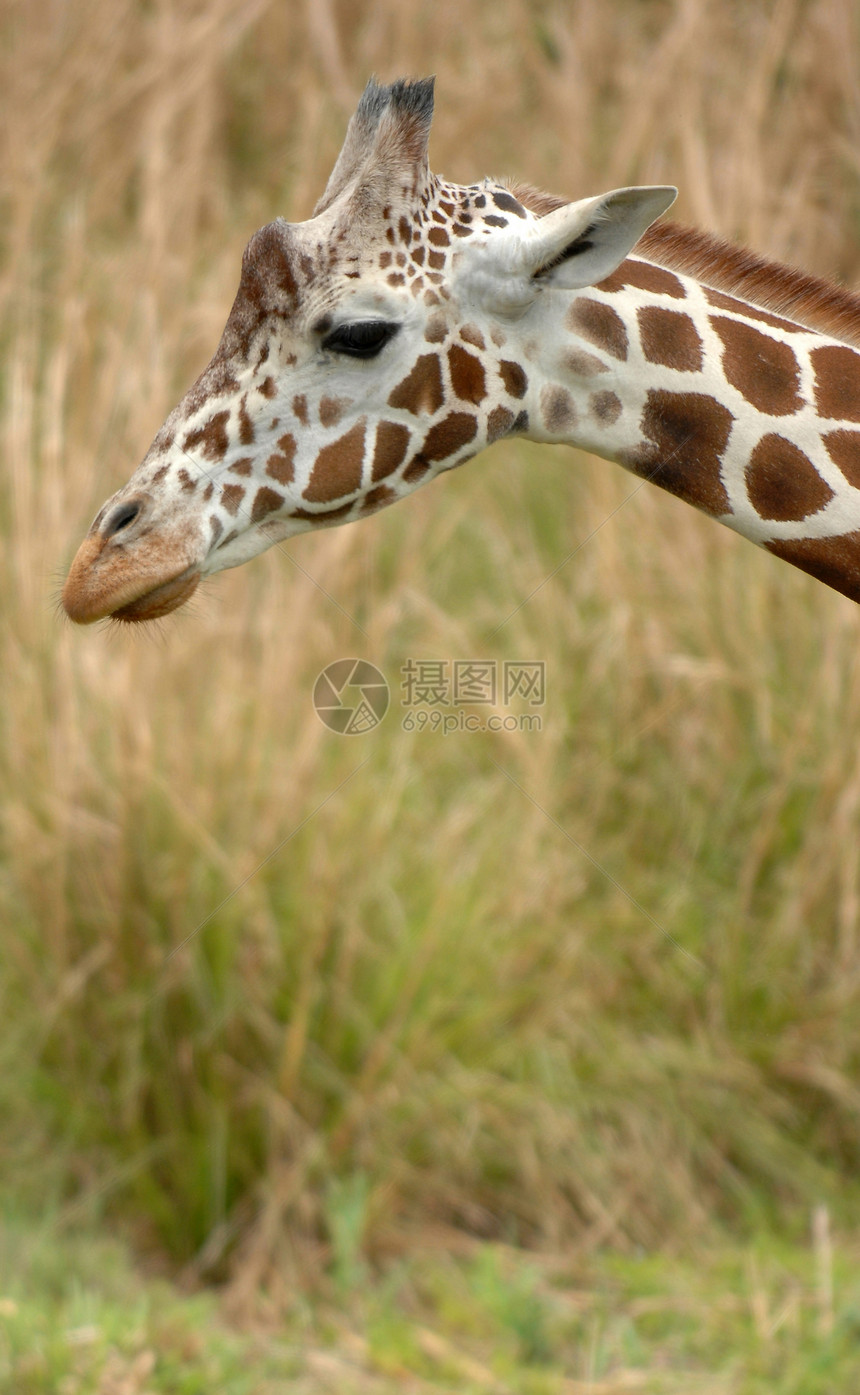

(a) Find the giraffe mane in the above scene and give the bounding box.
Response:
[508,181,860,350]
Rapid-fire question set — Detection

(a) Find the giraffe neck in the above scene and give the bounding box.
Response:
[518,256,860,602]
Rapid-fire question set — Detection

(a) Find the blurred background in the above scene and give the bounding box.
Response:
[3,0,860,1385]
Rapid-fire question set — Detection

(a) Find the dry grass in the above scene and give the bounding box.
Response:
[2,0,860,1304]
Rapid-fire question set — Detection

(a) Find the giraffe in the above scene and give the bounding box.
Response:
[62,77,860,625]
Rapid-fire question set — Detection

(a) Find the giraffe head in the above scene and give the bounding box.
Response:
[62,77,675,623]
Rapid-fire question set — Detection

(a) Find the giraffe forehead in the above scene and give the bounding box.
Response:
[229,220,318,327]
[225,177,537,344]
[221,214,393,353]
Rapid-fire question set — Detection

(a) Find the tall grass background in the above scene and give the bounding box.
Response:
[2,0,860,1310]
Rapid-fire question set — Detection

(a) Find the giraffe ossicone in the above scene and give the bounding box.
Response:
[63,77,860,624]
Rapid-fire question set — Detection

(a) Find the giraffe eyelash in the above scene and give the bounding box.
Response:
[322,321,400,358]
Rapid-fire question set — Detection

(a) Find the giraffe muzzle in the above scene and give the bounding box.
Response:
[62,499,202,624]
[62,534,201,623]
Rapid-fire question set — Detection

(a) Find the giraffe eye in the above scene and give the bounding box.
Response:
[322,321,399,358]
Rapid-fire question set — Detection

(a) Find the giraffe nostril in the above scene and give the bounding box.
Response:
[103,498,143,539]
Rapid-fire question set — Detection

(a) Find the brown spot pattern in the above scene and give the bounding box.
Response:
[304,418,366,502]
[362,485,396,512]
[590,391,623,425]
[811,346,860,422]
[765,534,860,603]
[567,299,629,360]
[598,260,686,299]
[403,459,429,483]
[627,390,733,516]
[230,457,253,475]
[564,348,609,377]
[487,405,515,441]
[492,190,527,218]
[424,314,447,343]
[251,486,284,523]
[293,394,309,425]
[711,317,802,416]
[267,433,296,485]
[388,354,444,414]
[540,384,576,434]
[419,412,478,463]
[448,344,487,404]
[220,483,245,516]
[184,409,230,462]
[461,324,485,350]
[499,360,528,399]
[238,398,255,445]
[823,430,860,487]
[637,306,703,372]
[292,502,353,522]
[745,434,834,521]
[259,377,276,399]
[319,395,351,428]
[372,420,411,481]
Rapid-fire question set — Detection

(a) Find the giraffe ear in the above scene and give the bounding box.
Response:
[529,186,678,289]
[314,76,435,216]
[458,186,677,313]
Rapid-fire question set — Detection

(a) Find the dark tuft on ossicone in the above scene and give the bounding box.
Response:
[355,76,436,131]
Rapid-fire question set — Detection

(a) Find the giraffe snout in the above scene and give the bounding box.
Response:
[62,495,202,624]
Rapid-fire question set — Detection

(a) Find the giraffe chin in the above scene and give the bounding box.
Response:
[62,555,201,625]
[109,569,201,623]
